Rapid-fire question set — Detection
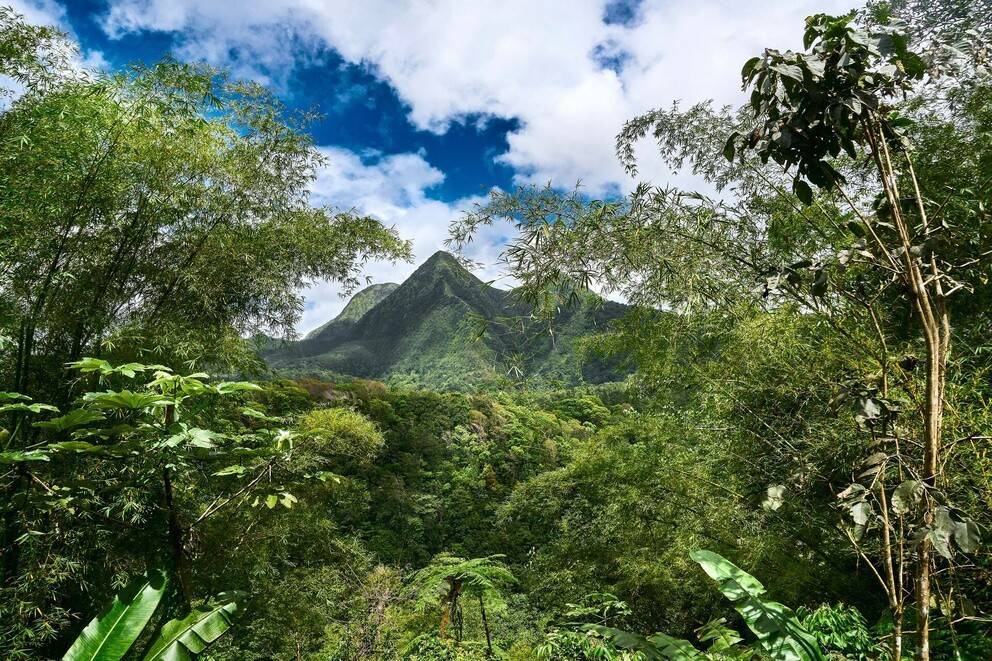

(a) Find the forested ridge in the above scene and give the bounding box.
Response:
[262,250,630,390]
[1,2,991,660]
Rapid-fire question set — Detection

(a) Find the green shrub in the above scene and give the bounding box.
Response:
[799,604,885,661]
[297,407,385,463]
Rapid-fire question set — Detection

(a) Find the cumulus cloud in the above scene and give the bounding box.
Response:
[5,0,67,27]
[98,0,858,193]
[2,1,109,111]
[5,0,109,73]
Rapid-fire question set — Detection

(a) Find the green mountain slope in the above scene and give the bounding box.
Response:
[303,282,399,339]
[263,251,628,389]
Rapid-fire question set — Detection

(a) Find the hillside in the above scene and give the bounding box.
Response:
[263,251,629,389]
[303,282,399,339]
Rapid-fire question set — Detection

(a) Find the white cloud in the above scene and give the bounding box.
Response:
[5,0,67,27]
[98,0,859,194]
[299,148,507,335]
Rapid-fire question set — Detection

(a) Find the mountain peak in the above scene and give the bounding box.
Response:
[403,250,479,289]
[303,282,399,339]
[421,250,462,269]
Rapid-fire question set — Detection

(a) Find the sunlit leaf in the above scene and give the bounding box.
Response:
[34,409,106,432]
[62,569,166,661]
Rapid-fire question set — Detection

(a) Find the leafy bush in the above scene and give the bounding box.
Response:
[402,633,485,660]
[553,397,611,427]
[798,604,885,661]
[297,407,385,463]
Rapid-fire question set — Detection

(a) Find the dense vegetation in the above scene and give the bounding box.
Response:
[1,2,990,660]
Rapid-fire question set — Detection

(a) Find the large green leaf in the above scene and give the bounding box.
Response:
[0,449,50,464]
[0,402,59,414]
[891,480,923,516]
[83,390,170,411]
[35,409,106,433]
[690,550,825,661]
[63,569,167,661]
[142,591,244,661]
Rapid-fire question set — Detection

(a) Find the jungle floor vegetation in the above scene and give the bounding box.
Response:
[1,1,991,660]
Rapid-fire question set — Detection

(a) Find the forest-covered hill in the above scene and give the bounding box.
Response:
[264,251,629,389]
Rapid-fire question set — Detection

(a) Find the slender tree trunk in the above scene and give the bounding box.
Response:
[4,320,35,583]
[440,579,461,639]
[893,611,904,661]
[161,404,191,608]
[479,593,493,658]
[1,470,27,586]
[870,119,947,661]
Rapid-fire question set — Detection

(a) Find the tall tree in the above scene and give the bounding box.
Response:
[406,553,516,653]
[0,10,410,399]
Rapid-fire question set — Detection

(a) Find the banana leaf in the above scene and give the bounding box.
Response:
[142,591,244,661]
[690,550,825,661]
[63,569,167,661]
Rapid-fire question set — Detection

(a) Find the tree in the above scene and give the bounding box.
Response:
[0,10,410,400]
[406,554,517,656]
[729,13,986,658]
[0,359,358,657]
[0,6,78,99]
[3,360,461,658]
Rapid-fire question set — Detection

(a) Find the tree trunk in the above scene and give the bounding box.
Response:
[869,120,947,661]
[161,404,191,608]
[440,578,462,639]
[479,593,493,658]
[893,609,904,661]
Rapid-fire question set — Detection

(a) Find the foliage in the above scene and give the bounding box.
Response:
[566,551,824,661]
[449,7,992,661]
[141,591,243,661]
[797,604,884,661]
[401,633,485,660]
[62,568,242,661]
[4,5,992,661]
[62,570,167,661]
[0,359,330,657]
[297,407,385,464]
[690,550,824,660]
[0,8,410,399]
[406,553,517,649]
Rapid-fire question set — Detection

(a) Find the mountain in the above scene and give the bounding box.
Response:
[303,283,399,339]
[263,251,629,389]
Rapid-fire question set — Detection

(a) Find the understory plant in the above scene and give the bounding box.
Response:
[541,550,826,661]
[62,569,242,661]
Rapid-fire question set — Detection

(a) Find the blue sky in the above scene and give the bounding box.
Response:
[10,0,855,332]
[59,0,522,202]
